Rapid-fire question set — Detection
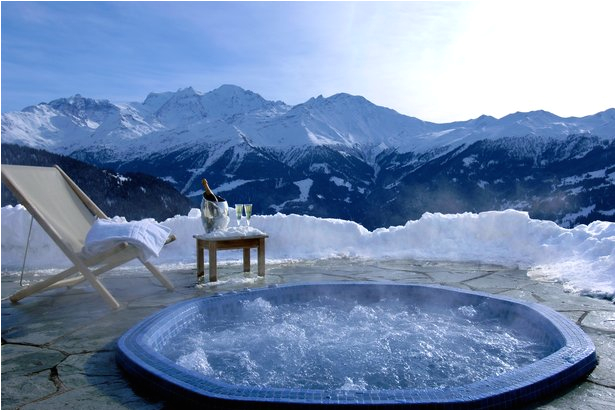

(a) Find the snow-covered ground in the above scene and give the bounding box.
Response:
[1,206,614,301]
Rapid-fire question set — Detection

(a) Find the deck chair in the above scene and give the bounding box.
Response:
[1,164,175,309]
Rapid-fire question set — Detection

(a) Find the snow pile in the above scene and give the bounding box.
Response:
[1,206,614,300]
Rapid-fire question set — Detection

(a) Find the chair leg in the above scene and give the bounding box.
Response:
[10,253,170,308]
[142,261,174,291]
[46,275,88,290]
[73,261,120,309]
[10,265,81,303]
[48,254,136,290]
[11,262,120,309]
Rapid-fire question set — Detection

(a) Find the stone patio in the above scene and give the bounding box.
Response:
[1,258,614,409]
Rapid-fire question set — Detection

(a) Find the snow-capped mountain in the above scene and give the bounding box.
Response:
[4,84,612,159]
[1,85,614,229]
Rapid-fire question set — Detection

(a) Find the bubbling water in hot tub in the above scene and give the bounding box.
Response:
[159,294,553,391]
[118,283,596,407]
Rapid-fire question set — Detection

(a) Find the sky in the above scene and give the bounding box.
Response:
[1,0,614,123]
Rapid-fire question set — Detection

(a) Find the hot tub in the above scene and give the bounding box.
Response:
[117,282,596,408]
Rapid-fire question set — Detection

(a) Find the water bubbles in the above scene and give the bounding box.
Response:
[161,295,553,391]
[457,305,478,318]
[349,304,378,322]
[340,377,368,391]
[177,348,214,375]
[241,297,273,315]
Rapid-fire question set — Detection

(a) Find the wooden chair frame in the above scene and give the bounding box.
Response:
[1,164,175,309]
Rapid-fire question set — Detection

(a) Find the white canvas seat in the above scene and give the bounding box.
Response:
[1,164,175,309]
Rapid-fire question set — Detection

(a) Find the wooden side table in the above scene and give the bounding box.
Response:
[193,233,268,282]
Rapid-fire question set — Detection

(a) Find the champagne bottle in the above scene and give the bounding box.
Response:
[201,178,218,202]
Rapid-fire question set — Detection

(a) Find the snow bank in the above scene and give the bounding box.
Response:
[1,205,614,300]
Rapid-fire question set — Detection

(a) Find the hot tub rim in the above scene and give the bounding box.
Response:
[116,282,596,408]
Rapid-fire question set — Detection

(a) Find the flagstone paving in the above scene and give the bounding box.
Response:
[2,258,614,409]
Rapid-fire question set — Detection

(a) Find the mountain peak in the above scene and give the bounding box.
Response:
[46,94,117,120]
[212,84,248,94]
[501,109,561,122]
[175,86,202,97]
[152,87,208,127]
[201,84,287,118]
[304,92,372,111]
[49,94,111,109]
[206,84,267,104]
[468,114,497,127]
[142,91,175,112]
[330,92,366,101]
[476,114,497,120]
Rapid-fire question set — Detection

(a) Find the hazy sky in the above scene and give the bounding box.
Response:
[1,1,614,122]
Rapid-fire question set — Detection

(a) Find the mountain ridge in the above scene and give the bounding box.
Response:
[3,85,613,156]
[2,85,614,229]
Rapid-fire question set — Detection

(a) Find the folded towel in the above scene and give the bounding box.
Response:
[199,225,266,239]
[83,219,171,261]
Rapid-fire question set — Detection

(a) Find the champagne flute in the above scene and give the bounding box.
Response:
[235,204,243,226]
[244,204,252,226]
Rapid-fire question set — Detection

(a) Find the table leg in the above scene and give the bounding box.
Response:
[208,243,217,282]
[258,238,265,276]
[243,248,250,272]
[196,240,204,278]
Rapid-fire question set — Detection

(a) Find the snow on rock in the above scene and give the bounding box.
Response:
[330,176,353,190]
[213,179,259,193]
[1,206,613,300]
[294,179,313,201]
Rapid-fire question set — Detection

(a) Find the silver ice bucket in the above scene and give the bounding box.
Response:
[201,196,229,233]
